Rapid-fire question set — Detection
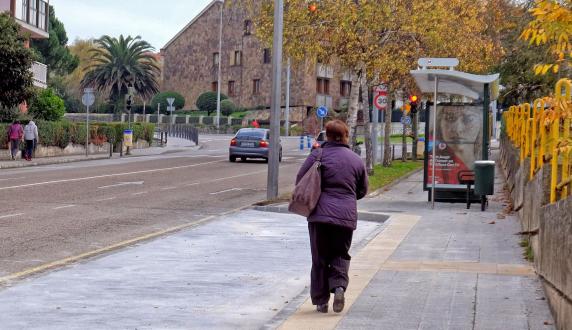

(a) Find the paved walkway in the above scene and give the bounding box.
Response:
[0,137,199,169]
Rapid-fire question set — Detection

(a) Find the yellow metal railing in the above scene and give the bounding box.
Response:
[503,78,572,204]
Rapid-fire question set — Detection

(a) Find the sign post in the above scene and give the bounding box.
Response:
[166,97,175,136]
[316,105,328,131]
[373,85,388,164]
[81,88,95,157]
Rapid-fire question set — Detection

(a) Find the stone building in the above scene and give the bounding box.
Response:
[161,0,354,117]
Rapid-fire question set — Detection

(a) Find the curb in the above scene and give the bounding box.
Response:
[367,167,423,198]
[0,155,110,169]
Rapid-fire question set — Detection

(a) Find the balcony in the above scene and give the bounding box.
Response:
[3,0,50,39]
[31,61,47,88]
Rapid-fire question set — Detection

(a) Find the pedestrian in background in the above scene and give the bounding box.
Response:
[23,120,39,161]
[7,120,23,160]
[295,119,368,314]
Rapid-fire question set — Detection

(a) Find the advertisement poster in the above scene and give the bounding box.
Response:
[426,105,483,187]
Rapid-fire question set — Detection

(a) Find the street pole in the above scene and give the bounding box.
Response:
[215,0,223,131]
[143,101,146,116]
[380,109,384,164]
[284,57,291,137]
[85,104,89,157]
[372,101,378,164]
[267,0,284,200]
[431,77,439,209]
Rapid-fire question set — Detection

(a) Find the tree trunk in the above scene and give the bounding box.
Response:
[361,75,373,175]
[383,96,392,167]
[347,67,362,149]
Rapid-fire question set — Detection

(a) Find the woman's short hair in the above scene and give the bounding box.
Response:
[325,120,349,145]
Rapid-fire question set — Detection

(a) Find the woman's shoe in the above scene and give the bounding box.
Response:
[316,303,328,313]
[333,287,345,313]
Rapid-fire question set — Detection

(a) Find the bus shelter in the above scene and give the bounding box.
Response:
[410,58,499,208]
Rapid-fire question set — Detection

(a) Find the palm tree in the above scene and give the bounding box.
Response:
[81,35,159,111]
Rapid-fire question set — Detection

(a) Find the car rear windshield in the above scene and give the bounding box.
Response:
[236,130,266,139]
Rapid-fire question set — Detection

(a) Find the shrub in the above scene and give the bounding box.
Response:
[221,99,236,117]
[0,106,21,123]
[28,88,66,121]
[196,91,227,116]
[151,92,185,114]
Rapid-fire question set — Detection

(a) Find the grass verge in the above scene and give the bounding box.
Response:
[368,161,423,192]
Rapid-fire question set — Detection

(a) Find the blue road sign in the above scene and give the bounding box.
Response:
[316,106,328,118]
[401,115,412,126]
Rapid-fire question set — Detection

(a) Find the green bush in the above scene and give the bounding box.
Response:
[0,107,21,123]
[151,91,185,114]
[0,123,8,148]
[221,99,236,117]
[196,91,227,116]
[28,88,66,121]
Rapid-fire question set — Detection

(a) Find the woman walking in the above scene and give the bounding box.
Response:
[295,120,368,313]
[7,120,23,160]
[23,120,39,161]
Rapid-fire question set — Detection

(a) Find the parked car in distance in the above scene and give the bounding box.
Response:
[312,131,326,149]
[229,128,282,162]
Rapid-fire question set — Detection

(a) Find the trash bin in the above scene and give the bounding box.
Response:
[474,160,495,196]
[123,129,133,147]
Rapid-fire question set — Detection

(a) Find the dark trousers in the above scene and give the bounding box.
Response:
[25,139,34,159]
[308,222,353,305]
[10,139,20,158]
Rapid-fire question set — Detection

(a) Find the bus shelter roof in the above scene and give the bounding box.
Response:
[410,69,500,101]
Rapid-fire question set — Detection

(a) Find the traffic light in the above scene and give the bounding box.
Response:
[126,95,133,111]
[409,95,418,114]
[308,2,318,13]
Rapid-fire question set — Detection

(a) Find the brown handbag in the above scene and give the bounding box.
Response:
[288,148,323,217]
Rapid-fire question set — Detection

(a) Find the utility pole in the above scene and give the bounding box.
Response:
[267,0,284,200]
[284,57,291,137]
[215,0,223,131]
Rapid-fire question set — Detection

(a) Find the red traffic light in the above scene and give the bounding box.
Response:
[409,95,418,103]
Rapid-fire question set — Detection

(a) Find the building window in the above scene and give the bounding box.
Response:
[29,0,37,25]
[230,51,242,66]
[211,81,218,92]
[253,79,261,95]
[244,20,252,35]
[317,78,330,95]
[38,1,46,31]
[228,81,236,96]
[340,81,352,97]
[21,0,28,23]
[263,49,271,64]
[213,52,219,66]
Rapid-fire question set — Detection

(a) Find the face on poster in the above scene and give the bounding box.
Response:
[427,105,483,186]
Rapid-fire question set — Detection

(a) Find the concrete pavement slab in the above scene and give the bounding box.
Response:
[0,210,383,329]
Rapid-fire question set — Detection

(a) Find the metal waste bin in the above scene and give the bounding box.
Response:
[474,160,495,196]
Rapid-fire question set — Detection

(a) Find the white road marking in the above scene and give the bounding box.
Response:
[53,205,76,210]
[209,188,243,195]
[98,181,144,189]
[184,182,200,186]
[0,177,25,182]
[96,197,115,202]
[132,191,148,196]
[0,159,225,191]
[210,170,267,182]
[0,213,25,219]
[160,187,177,191]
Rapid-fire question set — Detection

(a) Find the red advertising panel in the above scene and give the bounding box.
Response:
[426,105,483,187]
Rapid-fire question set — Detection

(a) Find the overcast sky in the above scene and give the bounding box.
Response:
[50,0,214,50]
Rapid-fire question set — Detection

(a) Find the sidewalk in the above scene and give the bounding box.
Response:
[0,137,200,169]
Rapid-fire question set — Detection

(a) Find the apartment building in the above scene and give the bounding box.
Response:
[161,0,353,114]
[0,0,49,89]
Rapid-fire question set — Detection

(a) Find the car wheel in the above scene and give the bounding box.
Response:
[229,156,236,162]
[241,156,247,162]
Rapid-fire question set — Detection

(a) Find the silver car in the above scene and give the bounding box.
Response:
[229,128,282,162]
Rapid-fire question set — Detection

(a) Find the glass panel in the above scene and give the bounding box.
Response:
[21,0,28,22]
[29,0,37,25]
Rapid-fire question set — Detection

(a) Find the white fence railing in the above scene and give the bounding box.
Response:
[31,61,47,89]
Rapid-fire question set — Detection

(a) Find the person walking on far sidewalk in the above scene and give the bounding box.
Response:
[23,120,39,161]
[7,120,23,160]
[295,119,368,314]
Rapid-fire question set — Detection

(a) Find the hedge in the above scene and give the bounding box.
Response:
[1,121,155,150]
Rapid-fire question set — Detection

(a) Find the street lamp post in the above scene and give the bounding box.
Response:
[215,0,223,131]
[267,0,284,200]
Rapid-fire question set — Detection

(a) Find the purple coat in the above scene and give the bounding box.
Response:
[296,142,368,230]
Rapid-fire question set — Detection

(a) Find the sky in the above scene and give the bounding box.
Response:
[50,0,215,50]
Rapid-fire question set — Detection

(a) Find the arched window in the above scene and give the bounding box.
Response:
[244,20,252,35]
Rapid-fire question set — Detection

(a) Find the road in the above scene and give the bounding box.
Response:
[0,135,308,277]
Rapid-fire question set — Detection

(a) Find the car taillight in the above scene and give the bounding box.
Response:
[230,138,237,146]
[259,140,269,148]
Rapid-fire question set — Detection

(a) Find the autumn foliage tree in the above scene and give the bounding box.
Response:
[235,0,504,171]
